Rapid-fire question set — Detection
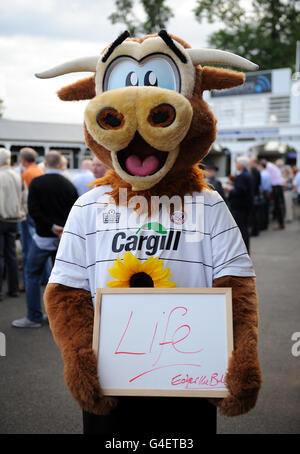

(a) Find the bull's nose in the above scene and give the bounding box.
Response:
[96,107,125,130]
[148,103,176,128]
[136,87,193,152]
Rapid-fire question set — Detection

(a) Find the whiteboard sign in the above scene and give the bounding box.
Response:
[93,288,233,398]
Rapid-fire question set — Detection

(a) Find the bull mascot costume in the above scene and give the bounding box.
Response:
[38,31,262,435]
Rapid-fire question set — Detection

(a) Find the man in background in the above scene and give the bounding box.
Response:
[275,159,284,173]
[12,151,78,328]
[249,157,261,237]
[92,156,108,179]
[227,156,254,253]
[266,161,285,230]
[258,160,272,230]
[0,148,26,301]
[204,162,226,201]
[60,155,73,181]
[20,147,44,187]
[73,159,95,195]
[19,147,46,291]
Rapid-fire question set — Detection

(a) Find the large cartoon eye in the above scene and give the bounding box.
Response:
[144,71,158,87]
[126,71,139,86]
[102,55,181,92]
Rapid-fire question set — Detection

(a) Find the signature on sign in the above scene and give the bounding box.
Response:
[171,372,226,389]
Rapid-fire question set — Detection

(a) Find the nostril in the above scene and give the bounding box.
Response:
[148,103,176,128]
[96,107,125,130]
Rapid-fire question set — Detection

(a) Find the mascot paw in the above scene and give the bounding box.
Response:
[218,354,261,417]
[209,388,259,417]
[64,347,117,415]
[219,386,260,417]
[218,389,259,417]
[209,350,262,417]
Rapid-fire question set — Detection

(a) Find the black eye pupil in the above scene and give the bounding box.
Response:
[126,71,138,86]
[144,71,157,87]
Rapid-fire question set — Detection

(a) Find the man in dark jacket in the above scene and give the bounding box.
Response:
[12,151,78,328]
[228,156,254,253]
[249,157,261,236]
[204,162,227,201]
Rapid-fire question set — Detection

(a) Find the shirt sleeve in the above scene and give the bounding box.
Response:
[48,203,90,292]
[208,194,256,280]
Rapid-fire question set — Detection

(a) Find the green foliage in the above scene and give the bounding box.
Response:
[194,0,300,71]
[108,0,174,36]
[141,0,173,34]
[108,0,138,36]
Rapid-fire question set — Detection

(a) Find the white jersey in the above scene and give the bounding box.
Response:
[49,185,255,304]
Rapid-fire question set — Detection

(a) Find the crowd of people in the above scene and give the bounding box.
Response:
[0,146,107,327]
[204,156,300,253]
[1,145,300,327]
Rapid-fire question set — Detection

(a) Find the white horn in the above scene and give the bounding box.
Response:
[187,48,258,71]
[35,56,99,79]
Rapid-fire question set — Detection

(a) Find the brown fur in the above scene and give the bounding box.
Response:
[92,165,210,209]
[44,283,117,415]
[212,275,262,416]
[201,66,245,92]
[57,75,96,101]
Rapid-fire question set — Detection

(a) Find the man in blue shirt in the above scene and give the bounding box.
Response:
[72,159,95,196]
[258,160,272,230]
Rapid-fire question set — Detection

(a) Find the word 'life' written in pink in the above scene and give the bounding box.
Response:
[114,306,204,380]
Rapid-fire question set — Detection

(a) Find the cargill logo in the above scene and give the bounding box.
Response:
[112,222,181,256]
[136,222,167,234]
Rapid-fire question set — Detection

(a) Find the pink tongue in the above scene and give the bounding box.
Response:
[125,154,160,176]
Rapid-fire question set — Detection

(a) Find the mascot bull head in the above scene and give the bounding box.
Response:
[36,30,257,192]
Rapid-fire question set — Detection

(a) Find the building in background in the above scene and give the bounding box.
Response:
[1,67,300,177]
[204,67,300,175]
[0,119,91,171]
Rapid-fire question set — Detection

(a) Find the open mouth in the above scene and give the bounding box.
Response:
[117,132,168,177]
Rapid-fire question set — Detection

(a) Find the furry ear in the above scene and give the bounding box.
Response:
[201,66,245,92]
[57,75,96,101]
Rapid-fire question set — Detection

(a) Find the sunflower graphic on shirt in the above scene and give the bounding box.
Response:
[107,251,176,288]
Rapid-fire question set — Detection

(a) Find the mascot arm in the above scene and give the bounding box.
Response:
[212,275,262,416]
[44,283,117,415]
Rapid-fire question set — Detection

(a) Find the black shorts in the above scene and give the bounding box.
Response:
[82,395,216,436]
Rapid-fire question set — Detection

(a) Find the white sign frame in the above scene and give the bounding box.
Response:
[93,287,233,398]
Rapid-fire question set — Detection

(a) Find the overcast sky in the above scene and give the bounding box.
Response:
[0,0,220,124]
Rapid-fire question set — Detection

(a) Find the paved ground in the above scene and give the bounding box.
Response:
[0,218,300,434]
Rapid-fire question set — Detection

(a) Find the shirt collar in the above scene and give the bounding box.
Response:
[45,169,62,175]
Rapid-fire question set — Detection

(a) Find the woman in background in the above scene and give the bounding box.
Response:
[282,165,294,223]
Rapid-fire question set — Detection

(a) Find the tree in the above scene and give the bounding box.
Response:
[108,0,174,36]
[194,0,300,71]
